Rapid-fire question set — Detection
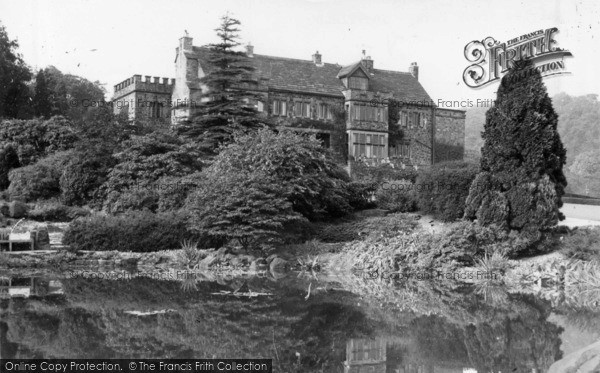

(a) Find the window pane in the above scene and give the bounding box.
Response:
[282,101,287,115]
[359,134,366,143]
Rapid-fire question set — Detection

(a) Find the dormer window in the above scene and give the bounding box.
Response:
[349,76,368,90]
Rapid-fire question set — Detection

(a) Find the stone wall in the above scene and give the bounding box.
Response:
[397,105,435,166]
[434,108,466,163]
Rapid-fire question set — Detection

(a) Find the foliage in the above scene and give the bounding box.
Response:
[8,151,73,202]
[350,160,418,183]
[59,147,117,207]
[568,150,600,196]
[474,251,510,280]
[0,143,20,189]
[27,201,90,222]
[0,116,78,166]
[560,228,600,261]
[203,127,353,221]
[41,65,106,122]
[313,213,419,243]
[375,179,418,212]
[176,14,263,154]
[466,93,600,196]
[434,141,465,163]
[102,131,203,213]
[33,70,52,118]
[415,161,479,221]
[0,22,32,119]
[187,169,305,249]
[156,172,203,212]
[464,60,567,232]
[345,180,377,211]
[63,211,201,252]
[72,105,136,152]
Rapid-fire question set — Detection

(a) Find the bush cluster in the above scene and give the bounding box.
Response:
[27,201,90,222]
[415,161,479,221]
[8,151,73,202]
[351,161,418,183]
[63,211,204,252]
[375,179,417,213]
[560,228,600,261]
[314,213,419,243]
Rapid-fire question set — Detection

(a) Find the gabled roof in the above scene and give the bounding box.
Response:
[337,61,370,79]
[191,46,433,102]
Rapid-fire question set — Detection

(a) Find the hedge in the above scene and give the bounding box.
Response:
[415,161,479,221]
[63,211,208,252]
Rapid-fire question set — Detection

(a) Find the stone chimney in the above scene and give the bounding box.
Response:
[246,43,254,57]
[145,75,151,83]
[409,62,419,80]
[312,51,322,66]
[162,78,169,84]
[153,77,160,83]
[361,50,373,72]
[180,33,192,51]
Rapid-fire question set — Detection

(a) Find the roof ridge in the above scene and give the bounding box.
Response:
[374,68,412,75]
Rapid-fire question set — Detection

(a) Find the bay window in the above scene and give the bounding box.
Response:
[352,132,386,159]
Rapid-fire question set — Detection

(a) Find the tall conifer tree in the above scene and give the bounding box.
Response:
[464,59,567,232]
[177,14,262,154]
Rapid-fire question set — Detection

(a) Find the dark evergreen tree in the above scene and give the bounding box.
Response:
[0,23,32,119]
[33,70,52,118]
[464,59,567,233]
[0,144,20,189]
[176,14,262,154]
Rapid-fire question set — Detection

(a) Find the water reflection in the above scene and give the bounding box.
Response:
[0,277,63,298]
[0,273,597,372]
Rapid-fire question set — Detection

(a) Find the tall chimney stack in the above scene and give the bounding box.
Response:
[409,62,419,80]
[312,51,322,66]
[361,51,373,72]
[246,43,254,57]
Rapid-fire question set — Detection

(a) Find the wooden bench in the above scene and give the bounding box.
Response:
[0,231,34,251]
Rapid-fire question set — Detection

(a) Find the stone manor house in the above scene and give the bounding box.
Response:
[112,34,465,167]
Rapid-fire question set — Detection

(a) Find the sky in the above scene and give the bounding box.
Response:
[1,0,599,104]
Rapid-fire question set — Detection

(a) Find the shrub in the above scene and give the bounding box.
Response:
[27,201,90,222]
[346,181,377,211]
[101,131,203,213]
[8,151,73,202]
[561,228,600,261]
[0,144,20,190]
[187,170,305,250]
[415,161,479,221]
[350,160,418,183]
[157,172,203,212]
[375,179,417,212]
[198,128,353,221]
[314,213,419,243]
[63,211,204,252]
[0,116,78,166]
[59,148,116,207]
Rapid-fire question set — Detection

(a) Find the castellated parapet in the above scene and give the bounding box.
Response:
[113,75,175,99]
